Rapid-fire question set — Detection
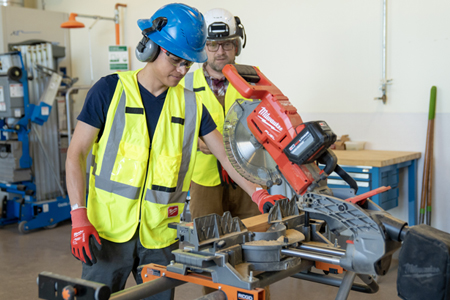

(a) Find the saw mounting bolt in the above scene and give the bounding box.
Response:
[217,240,227,248]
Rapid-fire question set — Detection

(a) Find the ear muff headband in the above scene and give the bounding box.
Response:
[135,17,168,63]
[142,17,167,36]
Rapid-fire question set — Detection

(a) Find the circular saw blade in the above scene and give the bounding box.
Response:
[223,100,282,187]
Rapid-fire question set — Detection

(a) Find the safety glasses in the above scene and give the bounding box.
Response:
[206,40,236,52]
[160,47,194,69]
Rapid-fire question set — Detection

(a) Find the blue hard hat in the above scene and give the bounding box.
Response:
[137,3,207,63]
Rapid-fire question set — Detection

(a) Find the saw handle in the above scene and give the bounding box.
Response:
[223,64,284,99]
[334,164,358,193]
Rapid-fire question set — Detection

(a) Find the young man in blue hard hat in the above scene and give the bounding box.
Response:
[65,3,283,300]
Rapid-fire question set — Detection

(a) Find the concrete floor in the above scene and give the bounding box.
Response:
[0,220,401,300]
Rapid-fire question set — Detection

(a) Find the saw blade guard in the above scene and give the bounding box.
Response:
[223,99,282,187]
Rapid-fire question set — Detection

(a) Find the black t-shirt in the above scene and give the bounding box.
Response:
[77,74,217,140]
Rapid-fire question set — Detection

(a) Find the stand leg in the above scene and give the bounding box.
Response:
[335,271,356,300]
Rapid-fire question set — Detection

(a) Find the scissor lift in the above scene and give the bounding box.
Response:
[0,51,71,233]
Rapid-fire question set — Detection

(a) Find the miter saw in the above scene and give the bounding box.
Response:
[219,63,407,277]
[37,65,450,300]
[222,65,357,196]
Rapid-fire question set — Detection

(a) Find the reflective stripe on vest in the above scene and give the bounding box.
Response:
[94,90,142,199]
[181,69,251,186]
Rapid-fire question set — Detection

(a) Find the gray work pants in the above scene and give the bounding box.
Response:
[82,229,179,300]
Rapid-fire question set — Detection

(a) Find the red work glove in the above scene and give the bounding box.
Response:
[70,207,101,266]
[218,162,237,189]
[252,189,286,213]
[221,166,234,185]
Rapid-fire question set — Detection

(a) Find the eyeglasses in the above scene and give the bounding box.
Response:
[206,40,236,52]
[160,47,194,69]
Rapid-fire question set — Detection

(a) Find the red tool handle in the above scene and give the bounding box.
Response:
[222,64,301,136]
[222,64,284,99]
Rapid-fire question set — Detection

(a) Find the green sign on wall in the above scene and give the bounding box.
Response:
[109,45,129,71]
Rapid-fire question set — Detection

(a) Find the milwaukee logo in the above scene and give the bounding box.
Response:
[237,291,254,300]
[258,107,282,133]
[168,206,178,218]
[73,230,85,244]
[404,263,440,277]
[264,130,275,140]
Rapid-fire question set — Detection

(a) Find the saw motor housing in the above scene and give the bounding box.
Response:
[223,64,339,195]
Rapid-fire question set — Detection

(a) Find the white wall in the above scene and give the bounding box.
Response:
[42,0,449,232]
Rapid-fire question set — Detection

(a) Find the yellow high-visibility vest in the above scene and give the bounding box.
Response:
[88,69,202,248]
[180,68,251,186]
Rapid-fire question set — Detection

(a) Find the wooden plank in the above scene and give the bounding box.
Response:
[241,213,271,232]
[333,150,421,167]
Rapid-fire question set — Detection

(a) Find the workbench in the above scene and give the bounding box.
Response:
[327,150,421,225]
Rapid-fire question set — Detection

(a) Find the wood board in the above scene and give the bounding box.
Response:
[333,150,421,167]
[241,213,271,232]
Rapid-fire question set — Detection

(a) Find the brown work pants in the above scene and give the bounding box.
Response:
[189,181,260,220]
[189,181,270,299]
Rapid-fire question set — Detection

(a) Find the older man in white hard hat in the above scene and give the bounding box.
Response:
[180,7,274,299]
[181,7,262,225]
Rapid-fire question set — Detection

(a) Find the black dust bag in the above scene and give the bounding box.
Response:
[397,224,450,300]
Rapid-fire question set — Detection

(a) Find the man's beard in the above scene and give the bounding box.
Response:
[210,56,235,73]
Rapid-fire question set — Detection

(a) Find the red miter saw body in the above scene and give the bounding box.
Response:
[222,64,338,195]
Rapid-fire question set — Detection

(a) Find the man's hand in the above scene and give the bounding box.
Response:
[251,189,286,213]
[70,208,101,266]
[198,138,212,154]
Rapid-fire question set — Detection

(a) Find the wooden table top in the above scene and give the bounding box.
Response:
[333,150,421,167]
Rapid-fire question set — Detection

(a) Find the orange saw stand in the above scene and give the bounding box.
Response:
[141,264,265,300]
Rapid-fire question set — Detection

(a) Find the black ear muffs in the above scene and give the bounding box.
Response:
[135,17,167,63]
[234,16,246,56]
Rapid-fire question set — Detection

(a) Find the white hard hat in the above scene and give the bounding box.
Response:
[204,8,246,55]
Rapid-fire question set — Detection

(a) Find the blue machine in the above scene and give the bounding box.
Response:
[0,51,70,233]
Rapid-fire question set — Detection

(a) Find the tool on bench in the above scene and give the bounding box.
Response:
[37,66,450,300]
